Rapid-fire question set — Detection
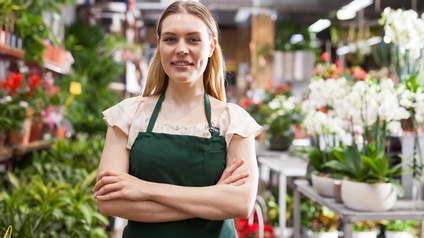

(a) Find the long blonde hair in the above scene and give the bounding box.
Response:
[142,0,227,101]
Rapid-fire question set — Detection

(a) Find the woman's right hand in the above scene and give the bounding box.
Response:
[216,157,250,186]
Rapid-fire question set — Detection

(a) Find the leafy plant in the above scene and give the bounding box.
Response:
[57,21,126,135]
[300,198,340,232]
[306,145,343,178]
[354,220,379,232]
[1,0,76,63]
[324,142,408,197]
[383,220,419,234]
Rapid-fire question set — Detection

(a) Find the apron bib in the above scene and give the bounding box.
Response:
[123,93,237,238]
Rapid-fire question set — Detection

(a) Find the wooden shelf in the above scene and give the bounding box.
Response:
[14,140,54,156]
[0,147,13,163]
[0,43,24,59]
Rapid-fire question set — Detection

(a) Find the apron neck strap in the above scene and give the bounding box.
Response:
[146,92,165,132]
[146,92,219,136]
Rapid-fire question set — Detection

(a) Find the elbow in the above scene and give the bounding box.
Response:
[97,200,114,217]
[234,197,256,219]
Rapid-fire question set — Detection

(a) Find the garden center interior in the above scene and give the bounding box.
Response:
[1,0,424,237]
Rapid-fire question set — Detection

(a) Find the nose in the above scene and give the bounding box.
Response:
[176,41,189,55]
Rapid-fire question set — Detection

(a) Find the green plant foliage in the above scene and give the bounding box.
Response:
[0,134,109,237]
[57,21,127,135]
[1,0,76,63]
[324,142,408,197]
[383,220,419,234]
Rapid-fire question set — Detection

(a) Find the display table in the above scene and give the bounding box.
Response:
[293,180,424,238]
[256,145,308,238]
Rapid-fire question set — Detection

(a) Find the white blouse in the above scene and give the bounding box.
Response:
[103,96,263,149]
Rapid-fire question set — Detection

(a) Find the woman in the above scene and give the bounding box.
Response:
[92,1,262,237]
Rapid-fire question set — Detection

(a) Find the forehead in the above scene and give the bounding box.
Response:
[161,13,210,36]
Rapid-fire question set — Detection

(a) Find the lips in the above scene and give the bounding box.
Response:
[171,61,193,66]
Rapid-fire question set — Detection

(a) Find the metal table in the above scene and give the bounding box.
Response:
[293,180,424,238]
[256,148,308,238]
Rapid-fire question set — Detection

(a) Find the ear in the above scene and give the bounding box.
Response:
[208,38,217,57]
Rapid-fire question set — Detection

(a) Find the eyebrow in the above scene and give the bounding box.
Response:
[161,31,203,36]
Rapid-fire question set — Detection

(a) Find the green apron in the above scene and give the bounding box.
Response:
[123,92,237,238]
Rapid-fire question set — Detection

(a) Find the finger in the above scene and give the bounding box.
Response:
[222,170,250,184]
[223,157,244,177]
[94,182,122,197]
[231,178,247,186]
[93,175,119,192]
[96,170,121,182]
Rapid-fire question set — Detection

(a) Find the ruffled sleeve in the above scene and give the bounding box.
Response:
[102,96,144,137]
[217,103,263,146]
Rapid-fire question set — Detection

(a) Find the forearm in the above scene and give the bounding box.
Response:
[98,199,194,222]
[148,175,258,220]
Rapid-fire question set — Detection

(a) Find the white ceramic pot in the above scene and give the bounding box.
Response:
[312,230,339,238]
[311,174,336,197]
[352,230,378,238]
[341,180,397,211]
[385,231,414,238]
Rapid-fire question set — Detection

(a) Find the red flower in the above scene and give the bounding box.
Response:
[352,67,367,80]
[321,52,330,62]
[28,73,42,97]
[2,72,24,96]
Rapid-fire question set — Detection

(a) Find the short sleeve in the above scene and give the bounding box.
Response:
[102,96,144,137]
[217,103,263,145]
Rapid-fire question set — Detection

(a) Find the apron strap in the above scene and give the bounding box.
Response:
[147,92,219,137]
[204,93,220,137]
[146,92,165,133]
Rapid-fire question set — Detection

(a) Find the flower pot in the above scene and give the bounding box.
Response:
[341,180,397,211]
[384,231,414,238]
[352,230,378,238]
[311,174,337,197]
[267,137,293,151]
[312,230,339,238]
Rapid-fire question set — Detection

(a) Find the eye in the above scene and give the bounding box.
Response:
[163,37,175,43]
[189,37,201,43]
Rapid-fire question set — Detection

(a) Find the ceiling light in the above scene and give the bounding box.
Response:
[308,19,331,33]
[336,46,350,55]
[336,9,356,20]
[367,36,382,46]
[235,8,251,23]
[341,0,373,13]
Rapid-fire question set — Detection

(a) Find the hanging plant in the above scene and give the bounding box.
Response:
[1,0,76,63]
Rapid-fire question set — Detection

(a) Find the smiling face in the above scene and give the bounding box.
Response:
[158,13,216,85]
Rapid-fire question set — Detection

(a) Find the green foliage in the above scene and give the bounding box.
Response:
[324,142,408,197]
[306,146,344,177]
[383,220,419,234]
[0,134,109,237]
[58,21,126,135]
[300,198,340,232]
[1,0,76,63]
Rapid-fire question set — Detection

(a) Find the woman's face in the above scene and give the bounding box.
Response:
[158,13,216,85]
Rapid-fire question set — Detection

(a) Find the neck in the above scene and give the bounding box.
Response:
[165,81,205,105]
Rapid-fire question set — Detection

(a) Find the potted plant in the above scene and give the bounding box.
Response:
[239,85,304,151]
[307,145,344,197]
[353,221,379,238]
[382,220,419,238]
[301,198,340,238]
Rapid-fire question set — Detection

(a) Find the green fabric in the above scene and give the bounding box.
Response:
[123,92,237,238]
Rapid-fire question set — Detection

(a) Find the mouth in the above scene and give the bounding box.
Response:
[171,61,193,66]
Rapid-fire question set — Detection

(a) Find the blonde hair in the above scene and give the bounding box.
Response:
[142,0,227,101]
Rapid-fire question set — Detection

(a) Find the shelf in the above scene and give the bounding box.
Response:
[0,147,13,162]
[0,43,24,59]
[14,140,54,157]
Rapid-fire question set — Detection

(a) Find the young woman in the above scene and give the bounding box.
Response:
[92,1,262,237]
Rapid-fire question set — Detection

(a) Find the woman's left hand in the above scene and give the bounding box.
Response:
[92,170,150,201]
